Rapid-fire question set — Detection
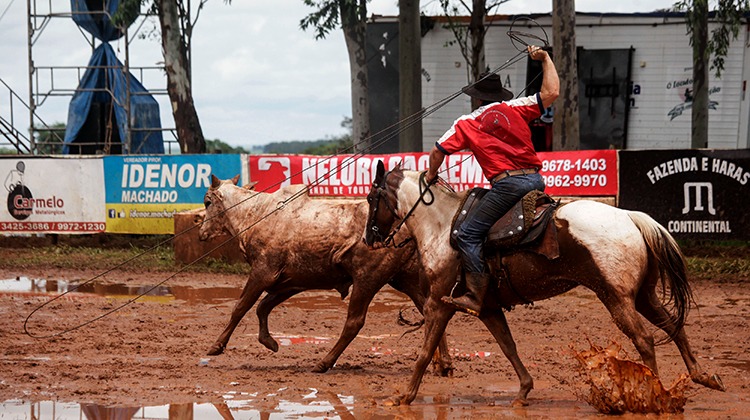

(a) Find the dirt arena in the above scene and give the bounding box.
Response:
[0,262,748,418]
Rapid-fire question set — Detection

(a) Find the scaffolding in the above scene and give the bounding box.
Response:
[20,0,179,154]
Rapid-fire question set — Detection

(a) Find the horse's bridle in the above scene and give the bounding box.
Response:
[367,169,435,248]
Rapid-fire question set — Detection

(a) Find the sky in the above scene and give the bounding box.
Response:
[0,0,679,149]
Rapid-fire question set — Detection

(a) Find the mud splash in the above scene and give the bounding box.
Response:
[573,341,692,414]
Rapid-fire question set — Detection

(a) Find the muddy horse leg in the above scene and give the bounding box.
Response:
[255,288,305,352]
[312,281,379,373]
[387,297,454,406]
[479,310,534,406]
[636,289,725,391]
[390,278,454,377]
[207,275,266,356]
[599,293,659,374]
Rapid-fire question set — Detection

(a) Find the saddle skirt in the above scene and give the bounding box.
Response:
[450,188,560,259]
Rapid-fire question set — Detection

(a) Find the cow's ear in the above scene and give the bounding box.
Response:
[243,181,258,191]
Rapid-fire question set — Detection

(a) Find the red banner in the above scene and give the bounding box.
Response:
[247,149,617,197]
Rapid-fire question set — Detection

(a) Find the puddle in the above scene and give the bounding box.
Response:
[0,277,241,305]
[0,396,355,420]
[0,391,602,419]
[0,277,418,311]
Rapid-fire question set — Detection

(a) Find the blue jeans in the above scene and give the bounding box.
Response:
[456,173,545,273]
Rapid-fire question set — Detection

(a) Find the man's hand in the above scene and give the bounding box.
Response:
[528,45,549,62]
[424,170,439,185]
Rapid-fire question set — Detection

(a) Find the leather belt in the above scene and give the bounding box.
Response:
[490,168,538,183]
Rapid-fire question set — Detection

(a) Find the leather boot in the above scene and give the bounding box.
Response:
[441,272,489,317]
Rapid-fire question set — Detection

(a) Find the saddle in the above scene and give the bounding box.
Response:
[449,188,560,260]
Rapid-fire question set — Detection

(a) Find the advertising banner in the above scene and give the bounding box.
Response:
[619,149,750,240]
[1,157,106,233]
[248,150,617,197]
[104,155,243,234]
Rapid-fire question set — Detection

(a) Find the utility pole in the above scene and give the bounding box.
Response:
[398,0,423,152]
[552,0,580,150]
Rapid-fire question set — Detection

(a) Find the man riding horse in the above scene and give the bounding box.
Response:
[425,45,559,316]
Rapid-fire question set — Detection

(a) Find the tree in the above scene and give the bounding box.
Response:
[34,122,66,155]
[399,0,423,152]
[552,0,580,150]
[115,0,211,153]
[205,138,250,154]
[300,0,370,153]
[439,0,509,110]
[673,0,750,148]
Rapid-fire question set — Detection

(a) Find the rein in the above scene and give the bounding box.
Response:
[376,171,435,248]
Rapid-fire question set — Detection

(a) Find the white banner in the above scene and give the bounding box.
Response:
[1,157,106,233]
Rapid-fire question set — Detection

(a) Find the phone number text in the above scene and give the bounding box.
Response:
[542,174,608,188]
[541,158,607,173]
[0,222,106,232]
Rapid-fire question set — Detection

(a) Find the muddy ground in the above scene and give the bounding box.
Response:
[0,264,748,418]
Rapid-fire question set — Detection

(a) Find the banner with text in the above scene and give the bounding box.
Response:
[618,149,750,240]
[248,150,617,197]
[1,157,106,233]
[104,155,243,234]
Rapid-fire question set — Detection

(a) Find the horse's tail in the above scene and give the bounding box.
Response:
[628,211,695,343]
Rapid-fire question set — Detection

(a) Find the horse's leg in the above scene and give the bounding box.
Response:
[255,288,305,352]
[207,274,268,356]
[635,288,725,391]
[598,293,659,374]
[389,277,454,377]
[388,297,454,406]
[312,279,378,373]
[479,310,534,406]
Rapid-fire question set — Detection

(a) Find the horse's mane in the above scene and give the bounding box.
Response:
[399,169,468,199]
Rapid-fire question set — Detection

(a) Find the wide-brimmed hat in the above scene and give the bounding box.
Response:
[462,72,513,102]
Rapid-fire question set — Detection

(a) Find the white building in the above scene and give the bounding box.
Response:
[366,12,750,152]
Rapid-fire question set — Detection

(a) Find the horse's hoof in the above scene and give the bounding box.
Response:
[311,362,330,374]
[440,366,454,378]
[693,372,726,391]
[511,398,529,407]
[259,336,279,352]
[708,373,726,391]
[207,343,225,356]
[383,396,402,406]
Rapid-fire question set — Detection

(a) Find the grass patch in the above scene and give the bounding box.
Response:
[1,235,747,280]
[0,234,248,274]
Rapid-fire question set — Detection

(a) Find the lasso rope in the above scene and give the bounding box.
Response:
[23,16,549,338]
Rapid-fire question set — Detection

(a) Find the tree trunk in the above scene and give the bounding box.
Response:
[158,0,205,153]
[691,0,709,149]
[398,0,423,152]
[552,0,580,150]
[341,1,370,153]
[468,0,486,111]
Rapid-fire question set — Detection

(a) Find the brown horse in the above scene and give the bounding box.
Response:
[199,175,452,375]
[362,161,724,406]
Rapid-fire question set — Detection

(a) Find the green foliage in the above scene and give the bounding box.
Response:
[205,138,250,154]
[673,0,750,77]
[111,0,145,29]
[300,0,367,40]
[34,122,66,155]
[0,147,18,155]
[263,137,351,155]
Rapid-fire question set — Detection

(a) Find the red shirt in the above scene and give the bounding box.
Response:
[435,93,544,180]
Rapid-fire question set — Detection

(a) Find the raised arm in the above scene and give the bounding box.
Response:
[528,45,559,109]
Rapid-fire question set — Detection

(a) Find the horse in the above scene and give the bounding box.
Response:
[362,161,725,406]
[199,175,453,375]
